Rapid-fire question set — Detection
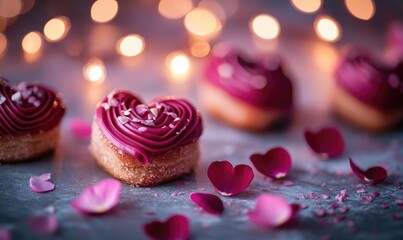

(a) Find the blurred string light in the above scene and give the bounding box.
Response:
[345,0,375,20]
[314,16,341,42]
[158,0,193,19]
[166,51,191,83]
[83,58,106,84]
[22,31,42,54]
[0,0,22,18]
[43,16,70,42]
[290,0,322,13]
[250,14,280,40]
[116,34,145,57]
[91,0,118,23]
[0,33,7,56]
[190,41,210,58]
[184,7,222,39]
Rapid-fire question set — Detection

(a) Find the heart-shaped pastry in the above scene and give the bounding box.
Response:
[90,90,203,186]
[0,79,65,162]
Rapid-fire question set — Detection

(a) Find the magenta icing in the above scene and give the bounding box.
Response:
[95,91,203,165]
[0,80,65,136]
[335,52,403,112]
[203,48,293,109]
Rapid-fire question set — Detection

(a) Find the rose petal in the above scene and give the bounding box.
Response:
[0,228,11,240]
[304,127,345,158]
[27,215,58,234]
[207,161,254,196]
[349,158,387,184]
[30,173,55,193]
[250,147,292,179]
[71,178,121,214]
[190,192,224,215]
[143,214,190,240]
[69,118,92,139]
[247,194,298,228]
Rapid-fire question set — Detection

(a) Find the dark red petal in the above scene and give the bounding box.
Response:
[349,158,387,184]
[207,161,254,196]
[304,127,345,158]
[143,214,190,240]
[250,147,292,179]
[190,192,224,215]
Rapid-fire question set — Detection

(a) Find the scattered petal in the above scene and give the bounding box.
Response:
[27,215,58,234]
[207,161,254,196]
[335,189,348,202]
[190,192,224,215]
[370,192,380,198]
[356,188,366,194]
[143,214,190,240]
[313,209,326,218]
[0,228,10,240]
[70,118,92,139]
[304,127,344,158]
[30,173,55,193]
[321,194,330,199]
[283,180,294,186]
[71,178,121,214]
[361,196,373,203]
[247,194,299,228]
[349,158,387,184]
[250,147,292,179]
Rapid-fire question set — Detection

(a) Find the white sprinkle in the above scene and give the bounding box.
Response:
[131,117,140,123]
[142,119,155,126]
[150,108,158,118]
[118,116,130,124]
[28,96,36,104]
[187,119,190,122]
[136,104,149,114]
[33,101,40,107]
[174,117,180,122]
[0,94,5,104]
[11,92,21,102]
[123,109,132,116]
[166,112,177,119]
[108,97,118,107]
[138,127,147,132]
[169,123,175,128]
[101,103,110,110]
[217,63,233,79]
[250,75,268,89]
[21,89,32,99]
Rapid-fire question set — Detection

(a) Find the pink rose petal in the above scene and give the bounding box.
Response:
[349,158,387,184]
[207,161,254,196]
[247,194,299,228]
[27,215,58,234]
[0,228,10,240]
[250,147,292,179]
[190,192,224,215]
[304,127,345,158]
[30,173,55,193]
[143,214,189,240]
[69,118,92,139]
[71,178,121,214]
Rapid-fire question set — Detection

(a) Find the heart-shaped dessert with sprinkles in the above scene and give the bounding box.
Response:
[89,90,203,186]
[0,79,65,162]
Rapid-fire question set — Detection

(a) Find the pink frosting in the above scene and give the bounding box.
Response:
[335,52,403,112]
[203,48,293,109]
[0,81,65,136]
[95,91,203,164]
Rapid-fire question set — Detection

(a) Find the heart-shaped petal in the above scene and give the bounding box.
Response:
[30,173,55,193]
[0,228,11,240]
[349,158,387,184]
[71,178,122,214]
[247,194,299,228]
[27,215,58,234]
[70,118,91,139]
[143,214,190,240]
[250,147,292,179]
[304,127,345,158]
[207,161,254,196]
[95,91,203,164]
[189,192,224,215]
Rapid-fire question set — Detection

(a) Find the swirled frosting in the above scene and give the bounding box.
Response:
[335,53,403,112]
[95,91,203,164]
[203,47,293,109]
[0,81,65,136]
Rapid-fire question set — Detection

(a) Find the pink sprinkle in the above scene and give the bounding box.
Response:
[153,194,159,198]
[370,192,380,198]
[356,188,366,194]
[171,192,177,197]
[321,194,330,199]
[313,209,326,217]
[381,202,390,209]
[300,204,309,209]
[309,192,320,199]
[320,183,327,187]
[392,213,402,220]
[335,190,348,202]
[330,203,339,209]
[361,196,373,203]
[283,180,294,186]
[69,118,91,139]
[340,189,348,195]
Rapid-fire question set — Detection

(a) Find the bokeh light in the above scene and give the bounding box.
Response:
[291,0,322,13]
[184,7,222,39]
[116,34,145,57]
[250,14,280,40]
[314,16,341,42]
[83,58,106,84]
[22,31,42,54]
[0,33,7,56]
[158,0,193,19]
[20,0,35,14]
[198,0,226,21]
[91,0,118,23]
[345,0,375,20]
[0,17,6,32]
[0,0,22,18]
[190,41,210,58]
[166,51,191,83]
[43,16,70,42]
